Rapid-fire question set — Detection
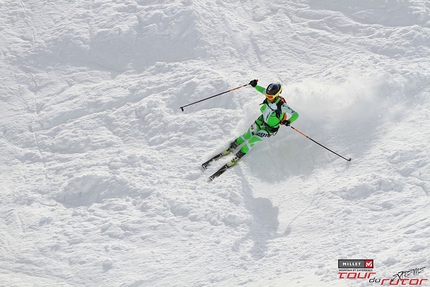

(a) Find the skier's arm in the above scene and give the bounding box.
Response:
[248,79,265,94]
[254,85,265,94]
[281,104,299,125]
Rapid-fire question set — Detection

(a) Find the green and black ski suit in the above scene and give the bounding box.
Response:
[232,84,299,156]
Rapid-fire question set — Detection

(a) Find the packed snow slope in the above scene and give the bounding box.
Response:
[1,0,429,286]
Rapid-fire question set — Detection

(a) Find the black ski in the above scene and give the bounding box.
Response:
[209,163,231,181]
[202,152,226,169]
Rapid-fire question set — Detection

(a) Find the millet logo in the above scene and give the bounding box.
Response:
[338,259,374,269]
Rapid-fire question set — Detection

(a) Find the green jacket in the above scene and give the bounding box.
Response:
[254,85,299,132]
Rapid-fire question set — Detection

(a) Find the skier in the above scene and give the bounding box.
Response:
[223,79,299,167]
[201,79,349,180]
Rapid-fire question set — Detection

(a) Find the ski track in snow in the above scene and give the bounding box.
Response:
[0,0,429,286]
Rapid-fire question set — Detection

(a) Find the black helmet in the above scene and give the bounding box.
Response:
[266,83,282,95]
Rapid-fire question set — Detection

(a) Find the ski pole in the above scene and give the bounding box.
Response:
[180,83,249,111]
[289,126,352,162]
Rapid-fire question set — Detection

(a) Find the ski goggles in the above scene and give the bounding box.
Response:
[266,88,282,101]
[266,94,278,101]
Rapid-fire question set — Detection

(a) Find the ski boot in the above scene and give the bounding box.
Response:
[222,140,239,155]
[228,150,245,167]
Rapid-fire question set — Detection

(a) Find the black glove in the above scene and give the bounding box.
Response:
[249,79,258,87]
[283,120,291,126]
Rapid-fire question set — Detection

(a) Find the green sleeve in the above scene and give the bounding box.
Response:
[254,85,265,94]
[289,112,299,123]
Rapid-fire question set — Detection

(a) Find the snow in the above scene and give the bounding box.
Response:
[0,0,429,286]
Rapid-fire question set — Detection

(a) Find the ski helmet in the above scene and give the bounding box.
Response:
[266,83,282,101]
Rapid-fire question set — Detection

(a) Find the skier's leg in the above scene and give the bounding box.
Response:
[224,124,255,155]
[229,126,269,166]
[234,123,255,145]
[238,128,269,155]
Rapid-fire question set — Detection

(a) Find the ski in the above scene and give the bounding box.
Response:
[208,163,231,181]
[202,152,227,169]
[208,155,242,181]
